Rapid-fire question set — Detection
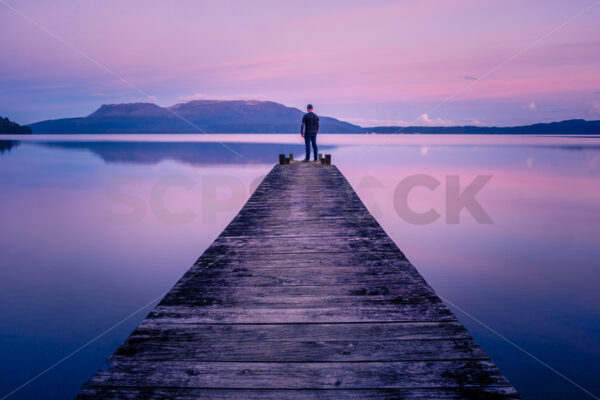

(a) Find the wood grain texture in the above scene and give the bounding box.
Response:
[77,161,519,399]
[78,387,520,400]
[85,360,511,388]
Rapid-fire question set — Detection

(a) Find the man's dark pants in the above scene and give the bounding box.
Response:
[304,133,318,161]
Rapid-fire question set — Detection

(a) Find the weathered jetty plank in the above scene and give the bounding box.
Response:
[78,161,519,399]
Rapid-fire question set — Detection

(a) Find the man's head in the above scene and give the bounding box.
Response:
[307,104,313,112]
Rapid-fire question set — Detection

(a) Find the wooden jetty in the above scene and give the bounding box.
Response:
[78,158,519,399]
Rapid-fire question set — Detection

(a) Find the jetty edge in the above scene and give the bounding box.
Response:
[77,156,519,399]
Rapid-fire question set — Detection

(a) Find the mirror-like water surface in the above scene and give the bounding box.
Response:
[1,134,599,400]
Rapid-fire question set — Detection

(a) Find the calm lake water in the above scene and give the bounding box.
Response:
[1,134,599,399]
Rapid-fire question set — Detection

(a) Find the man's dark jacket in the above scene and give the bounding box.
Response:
[302,112,319,134]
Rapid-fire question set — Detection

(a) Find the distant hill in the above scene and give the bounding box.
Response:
[366,119,600,135]
[25,100,600,135]
[28,100,364,134]
[0,116,32,134]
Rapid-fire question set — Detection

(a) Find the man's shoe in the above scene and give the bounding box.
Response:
[302,159,309,162]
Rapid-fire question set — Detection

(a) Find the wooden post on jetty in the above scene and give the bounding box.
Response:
[77,156,519,399]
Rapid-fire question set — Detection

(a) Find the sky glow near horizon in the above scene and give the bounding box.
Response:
[1,0,600,126]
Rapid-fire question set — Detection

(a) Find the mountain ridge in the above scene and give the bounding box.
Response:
[366,118,600,134]
[29,100,363,134]
[25,99,600,134]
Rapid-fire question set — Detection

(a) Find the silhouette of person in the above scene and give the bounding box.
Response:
[301,104,319,161]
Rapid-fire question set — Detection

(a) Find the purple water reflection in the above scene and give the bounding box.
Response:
[0,135,599,399]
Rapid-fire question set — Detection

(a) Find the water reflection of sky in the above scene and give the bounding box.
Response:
[0,135,599,400]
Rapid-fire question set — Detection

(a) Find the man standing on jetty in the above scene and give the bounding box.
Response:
[301,104,319,162]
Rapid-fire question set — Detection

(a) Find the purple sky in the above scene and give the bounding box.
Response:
[1,0,599,126]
